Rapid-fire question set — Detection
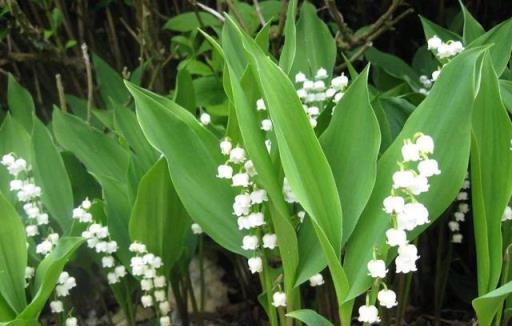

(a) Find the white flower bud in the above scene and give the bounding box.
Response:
[418,159,441,177]
[383,196,405,214]
[199,113,211,125]
[395,244,419,273]
[229,147,246,164]
[50,300,64,313]
[232,173,250,188]
[141,295,153,307]
[191,223,203,234]
[358,305,380,324]
[272,291,287,307]
[368,259,387,278]
[262,233,277,249]
[416,134,435,154]
[377,289,398,308]
[309,273,324,287]
[217,164,233,179]
[242,235,259,250]
[248,257,263,273]
[385,228,408,247]
[261,119,273,132]
[220,139,233,155]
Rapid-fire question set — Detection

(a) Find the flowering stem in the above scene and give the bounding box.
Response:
[185,271,201,325]
[261,253,278,326]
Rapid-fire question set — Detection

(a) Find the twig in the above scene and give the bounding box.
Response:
[324,0,351,39]
[196,2,225,22]
[253,0,266,26]
[55,74,67,112]
[81,43,93,124]
[225,0,248,31]
[105,7,122,70]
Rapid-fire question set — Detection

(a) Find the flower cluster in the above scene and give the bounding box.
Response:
[358,133,440,324]
[427,36,464,60]
[419,36,465,94]
[73,199,127,285]
[449,176,470,243]
[1,153,58,255]
[294,68,349,127]
[129,242,171,326]
[215,138,285,306]
[49,272,79,325]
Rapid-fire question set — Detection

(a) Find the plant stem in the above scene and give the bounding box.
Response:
[261,252,278,326]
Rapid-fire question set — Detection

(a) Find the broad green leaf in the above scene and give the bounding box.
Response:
[291,2,336,78]
[113,103,159,172]
[470,54,512,295]
[0,293,15,322]
[52,110,130,183]
[31,118,73,232]
[255,20,272,53]
[0,115,32,205]
[52,110,132,264]
[365,47,421,90]
[419,16,462,42]
[92,54,130,107]
[129,159,191,276]
[320,66,381,246]
[460,1,485,43]
[343,48,485,300]
[473,281,512,326]
[0,192,27,313]
[1,319,39,326]
[163,12,219,32]
[279,0,297,74]
[224,16,349,307]
[125,81,244,256]
[286,309,333,326]
[64,95,104,129]
[224,63,300,306]
[7,74,34,132]
[222,20,247,79]
[500,80,512,113]
[467,18,512,76]
[173,67,197,113]
[18,237,84,319]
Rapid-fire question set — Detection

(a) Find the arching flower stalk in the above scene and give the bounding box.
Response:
[1,153,77,324]
[449,175,470,243]
[419,36,465,94]
[294,68,350,127]
[358,133,441,323]
[72,199,127,284]
[129,242,171,326]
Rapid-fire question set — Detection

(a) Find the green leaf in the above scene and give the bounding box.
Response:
[31,118,73,232]
[0,115,32,205]
[164,12,219,32]
[255,20,272,53]
[129,159,191,276]
[52,110,132,264]
[467,18,512,76]
[365,47,420,90]
[0,293,16,322]
[460,0,485,43]
[52,110,130,183]
[343,47,485,300]
[7,74,34,132]
[224,63,300,305]
[419,16,462,42]
[224,16,349,306]
[279,0,297,74]
[286,309,333,326]
[473,281,512,326]
[291,2,336,77]
[0,192,27,313]
[125,81,244,256]
[320,66,381,246]
[113,103,159,172]
[18,237,84,320]
[470,54,512,295]
[174,67,197,113]
[92,54,130,107]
